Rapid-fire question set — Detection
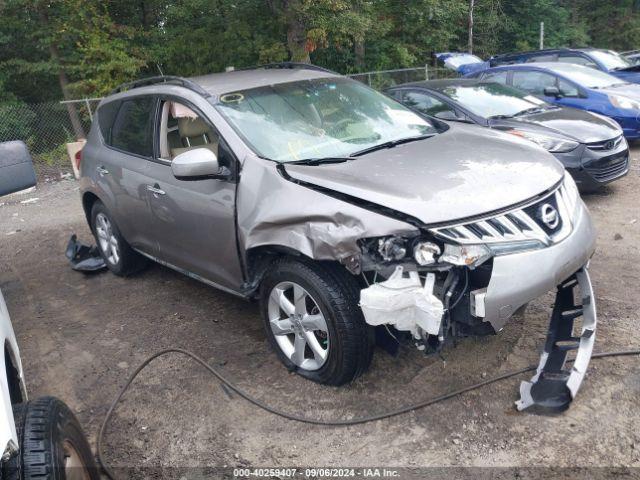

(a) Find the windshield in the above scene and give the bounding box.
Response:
[215,78,438,162]
[589,50,632,70]
[551,65,627,88]
[438,83,547,118]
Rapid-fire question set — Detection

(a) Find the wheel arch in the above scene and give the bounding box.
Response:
[81,191,101,228]
[4,342,25,405]
[244,244,353,297]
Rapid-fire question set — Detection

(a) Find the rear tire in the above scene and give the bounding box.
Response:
[90,200,147,276]
[3,396,99,480]
[260,258,374,386]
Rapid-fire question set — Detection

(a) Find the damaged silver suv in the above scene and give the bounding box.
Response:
[79,64,597,411]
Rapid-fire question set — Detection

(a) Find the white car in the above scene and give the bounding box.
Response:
[0,141,97,478]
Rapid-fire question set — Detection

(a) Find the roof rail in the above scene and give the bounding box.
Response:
[109,75,211,97]
[238,62,338,75]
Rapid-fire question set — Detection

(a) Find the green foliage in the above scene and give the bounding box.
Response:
[0,101,36,142]
[1,0,640,104]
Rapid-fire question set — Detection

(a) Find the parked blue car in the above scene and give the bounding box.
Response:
[490,48,640,84]
[466,62,640,139]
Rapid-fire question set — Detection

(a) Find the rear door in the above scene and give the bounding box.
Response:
[94,96,159,254]
[143,98,243,291]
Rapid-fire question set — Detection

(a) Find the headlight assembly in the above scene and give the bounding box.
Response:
[508,130,579,153]
[608,94,640,110]
[439,244,492,268]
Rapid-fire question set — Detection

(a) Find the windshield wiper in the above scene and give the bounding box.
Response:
[488,114,514,119]
[285,156,355,166]
[351,134,435,157]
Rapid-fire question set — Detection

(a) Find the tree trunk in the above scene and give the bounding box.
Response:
[49,43,86,140]
[355,38,365,70]
[283,0,311,63]
[37,4,85,139]
[468,0,475,54]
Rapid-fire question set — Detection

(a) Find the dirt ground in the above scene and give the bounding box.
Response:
[0,147,639,479]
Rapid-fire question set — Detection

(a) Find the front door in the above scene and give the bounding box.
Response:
[144,99,243,291]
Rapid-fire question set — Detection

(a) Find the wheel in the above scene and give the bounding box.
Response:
[90,200,147,276]
[3,396,99,480]
[259,258,374,385]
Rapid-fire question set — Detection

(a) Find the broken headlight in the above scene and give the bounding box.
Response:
[413,241,441,266]
[439,243,491,268]
[378,237,407,261]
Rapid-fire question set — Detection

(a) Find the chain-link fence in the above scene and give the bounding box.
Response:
[0,98,102,166]
[347,66,455,88]
[0,66,455,166]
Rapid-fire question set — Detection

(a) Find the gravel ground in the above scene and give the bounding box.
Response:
[0,149,639,479]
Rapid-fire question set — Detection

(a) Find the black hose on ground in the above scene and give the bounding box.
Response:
[96,348,640,479]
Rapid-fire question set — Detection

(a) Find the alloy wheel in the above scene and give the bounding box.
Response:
[267,281,329,371]
[95,212,120,265]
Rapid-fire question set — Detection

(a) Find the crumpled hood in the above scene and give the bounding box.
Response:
[493,107,621,143]
[284,125,565,225]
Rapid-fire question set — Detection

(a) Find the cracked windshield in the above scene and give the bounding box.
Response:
[215,77,438,162]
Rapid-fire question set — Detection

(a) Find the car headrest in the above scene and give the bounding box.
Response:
[178,117,210,138]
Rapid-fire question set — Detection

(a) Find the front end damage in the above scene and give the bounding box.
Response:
[357,174,598,411]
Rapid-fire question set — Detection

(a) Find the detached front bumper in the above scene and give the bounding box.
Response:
[475,198,596,332]
[516,268,597,411]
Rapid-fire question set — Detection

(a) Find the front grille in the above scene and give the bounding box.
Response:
[586,135,624,151]
[584,154,629,182]
[430,182,573,247]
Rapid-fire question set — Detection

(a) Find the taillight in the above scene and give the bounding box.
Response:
[74,149,82,171]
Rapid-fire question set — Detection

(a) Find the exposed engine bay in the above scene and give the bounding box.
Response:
[356,232,597,411]
[358,233,495,354]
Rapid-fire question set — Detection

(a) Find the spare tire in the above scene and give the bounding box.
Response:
[4,396,99,480]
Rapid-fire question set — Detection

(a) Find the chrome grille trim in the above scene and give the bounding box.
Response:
[430,183,573,246]
[586,135,624,151]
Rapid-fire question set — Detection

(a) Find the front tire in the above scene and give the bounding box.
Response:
[90,201,146,276]
[260,258,374,386]
[4,396,99,480]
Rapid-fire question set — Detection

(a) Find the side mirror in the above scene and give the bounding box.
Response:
[434,110,473,123]
[544,86,561,98]
[0,141,36,197]
[171,148,224,180]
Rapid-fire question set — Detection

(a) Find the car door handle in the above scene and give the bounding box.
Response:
[96,166,109,176]
[146,184,166,196]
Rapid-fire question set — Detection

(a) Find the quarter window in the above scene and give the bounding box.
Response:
[512,71,557,95]
[110,97,155,157]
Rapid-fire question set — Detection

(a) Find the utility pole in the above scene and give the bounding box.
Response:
[540,21,545,49]
[468,0,475,54]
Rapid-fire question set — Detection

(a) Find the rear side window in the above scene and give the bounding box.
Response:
[480,71,508,84]
[402,91,454,117]
[512,71,556,95]
[559,55,598,69]
[96,101,120,142]
[526,54,558,63]
[110,97,156,157]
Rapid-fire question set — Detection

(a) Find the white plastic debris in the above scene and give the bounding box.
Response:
[19,197,39,205]
[360,266,444,336]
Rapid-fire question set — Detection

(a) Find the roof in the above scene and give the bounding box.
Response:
[486,62,600,75]
[388,78,482,90]
[190,68,339,96]
[492,47,602,59]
